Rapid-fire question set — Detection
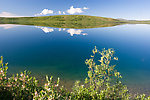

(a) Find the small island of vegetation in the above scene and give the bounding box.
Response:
[0,15,150,29]
[0,15,123,29]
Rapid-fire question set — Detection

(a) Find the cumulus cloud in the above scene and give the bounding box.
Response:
[35,6,89,16]
[67,6,89,14]
[0,12,15,17]
[58,11,61,14]
[63,12,66,14]
[83,7,89,10]
[35,9,53,16]
[67,6,83,14]
[0,12,23,17]
[40,9,53,15]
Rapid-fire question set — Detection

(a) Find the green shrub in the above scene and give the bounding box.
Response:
[0,47,150,100]
[71,47,130,99]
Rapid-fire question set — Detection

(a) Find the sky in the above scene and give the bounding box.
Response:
[0,0,150,20]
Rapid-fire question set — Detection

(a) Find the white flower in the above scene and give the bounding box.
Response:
[20,73,23,77]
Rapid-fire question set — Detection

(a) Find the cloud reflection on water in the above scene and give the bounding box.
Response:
[0,24,17,29]
[67,29,87,36]
[36,26,54,33]
[36,26,88,36]
[0,25,88,36]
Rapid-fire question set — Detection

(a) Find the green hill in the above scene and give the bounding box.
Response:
[0,15,124,29]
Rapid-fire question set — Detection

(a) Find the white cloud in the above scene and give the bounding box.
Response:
[63,12,66,14]
[35,9,53,16]
[0,12,24,17]
[67,6,83,14]
[40,9,53,15]
[34,14,39,16]
[58,11,61,14]
[35,6,89,16]
[83,7,89,10]
[0,12,15,17]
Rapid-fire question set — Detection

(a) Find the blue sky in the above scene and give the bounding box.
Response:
[0,0,150,20]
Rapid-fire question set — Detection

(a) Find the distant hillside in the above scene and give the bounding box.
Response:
[124,20,150,24]
[0,15,124,29]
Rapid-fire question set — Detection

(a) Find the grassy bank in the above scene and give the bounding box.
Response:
[0,15,124,29]
[0,47,150,100]
[1,15,150,29]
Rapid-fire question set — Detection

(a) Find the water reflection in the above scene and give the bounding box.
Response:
[0,24,150,94]
[67,29,87,36]
[36,26,88,36]
[0,24,17,29]
[0,24,88,36]
[36,26,54,33]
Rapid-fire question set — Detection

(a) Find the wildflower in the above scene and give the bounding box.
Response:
[45,83,48,86]
[47,88,51,91]
[14,77,17,81]
[55,84,58,87]
[22,84,25,89]
[7,84,12,87]
[20,73,23,77]
[35,91,38,96]
[1,70,3,73]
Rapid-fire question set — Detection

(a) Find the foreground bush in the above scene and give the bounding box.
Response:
[0,47,150,100]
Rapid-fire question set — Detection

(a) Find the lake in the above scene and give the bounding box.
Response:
[0,24,150,94]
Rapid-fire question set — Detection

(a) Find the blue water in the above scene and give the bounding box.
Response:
[0,24,150,91]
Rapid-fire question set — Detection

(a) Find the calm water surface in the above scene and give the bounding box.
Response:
[0,24,150,92]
